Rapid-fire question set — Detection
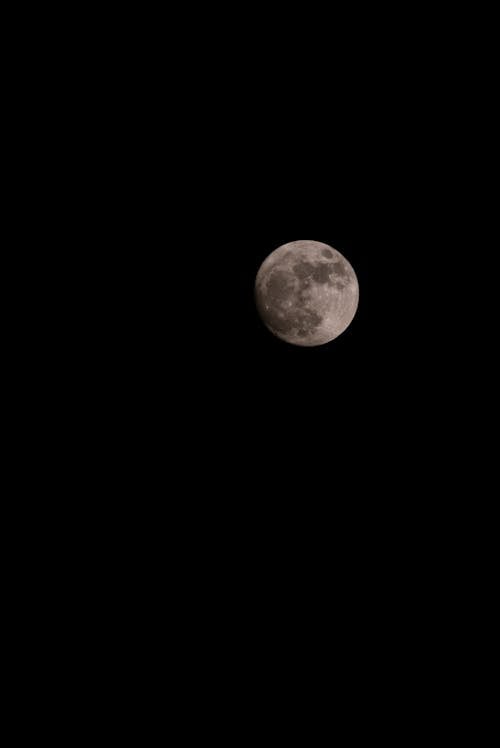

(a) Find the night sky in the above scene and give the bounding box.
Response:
[39,7,485,722]
[94,19,469,619]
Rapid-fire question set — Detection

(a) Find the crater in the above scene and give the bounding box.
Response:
[322,248,333,259]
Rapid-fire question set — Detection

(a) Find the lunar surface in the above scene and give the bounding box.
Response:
[255,240,359,346]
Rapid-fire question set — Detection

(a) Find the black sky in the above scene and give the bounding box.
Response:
[23,7,489,723]
[89,9,479,567]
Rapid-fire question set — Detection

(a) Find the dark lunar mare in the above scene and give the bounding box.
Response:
[333,261,347,278]
[293,259,339,287]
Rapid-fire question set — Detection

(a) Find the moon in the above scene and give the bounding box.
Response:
[255,240,359,346]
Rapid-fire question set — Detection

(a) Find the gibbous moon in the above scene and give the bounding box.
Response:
[255,240,359,346]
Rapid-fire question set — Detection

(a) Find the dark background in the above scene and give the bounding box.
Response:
[23,0,487,514]
[90,23,466,522]
[110,174,444,508]
[58,2,487,577]
[56,3,480,476]
[14,6,493,727]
